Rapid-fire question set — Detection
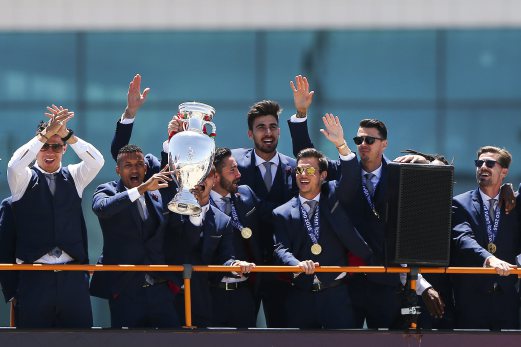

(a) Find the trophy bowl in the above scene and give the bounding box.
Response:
[167,102,216,215]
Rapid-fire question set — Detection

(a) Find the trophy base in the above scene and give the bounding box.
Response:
[167,191,202,216]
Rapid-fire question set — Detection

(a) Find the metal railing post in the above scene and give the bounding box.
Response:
[183,264,194,329]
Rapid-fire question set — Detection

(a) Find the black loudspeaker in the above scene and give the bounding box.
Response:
[385,162,454,266]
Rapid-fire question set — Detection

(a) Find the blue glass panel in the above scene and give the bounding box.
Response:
[320,31,437,101]
[85,32,256,103]
[446,30,521,99]
[0,33,77,102]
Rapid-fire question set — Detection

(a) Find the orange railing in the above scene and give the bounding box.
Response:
[1,264,519,328]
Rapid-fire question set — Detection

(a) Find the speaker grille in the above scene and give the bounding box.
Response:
[387,163,453,266]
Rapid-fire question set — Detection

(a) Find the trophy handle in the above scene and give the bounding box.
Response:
[203,121,217,137]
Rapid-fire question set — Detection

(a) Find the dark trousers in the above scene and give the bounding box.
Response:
[16,270,92,328]
[258,275,290,328]
[210,283,256,327]
[109,282,179,328]
[348,275,401,329]
[174,273,213,328]
[286,282,355,329]
[455,283,520,330]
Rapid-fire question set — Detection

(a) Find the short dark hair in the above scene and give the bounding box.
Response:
[477,146,512,168]
[359,119,388,140]
[117,144,143,165]
[401,149,449,165]
[296,148,328,173]
[214,147,232,173]
[247,100,281,131]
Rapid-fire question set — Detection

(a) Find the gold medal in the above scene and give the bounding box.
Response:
[311,243,322,255]
[487,242,497,254]
[241,227,252,239]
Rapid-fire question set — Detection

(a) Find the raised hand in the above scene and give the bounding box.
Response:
[138,166,172,194]
[125,74,150,119]
[319,113,345,147]
[45,104,74,138]
[290,75,314,116]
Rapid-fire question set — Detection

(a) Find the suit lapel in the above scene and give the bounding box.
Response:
[471,189,488,245]
[117,180,143,235]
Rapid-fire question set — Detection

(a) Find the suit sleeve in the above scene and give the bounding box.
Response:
[288,119,314,157]
[0,199,18,302]
[92,184,135,219]
[337,156,363,209]
[272,211,300,266]
[111,120,134,161]
[451,199,492,266]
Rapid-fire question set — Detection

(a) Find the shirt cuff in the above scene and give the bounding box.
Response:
[339,152,356,161]
[120,116,135,124]
[163,140,169,153]
[289,114,307,123]
[127,187,141,202]
[484,255,493,267]
[189,214,203,226]
[416,276,431,296]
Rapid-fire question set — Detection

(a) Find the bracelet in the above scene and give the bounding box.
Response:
[296,110,307,118]
[38,132,49,141]
[61,129,74,142]
[336,142,347,149]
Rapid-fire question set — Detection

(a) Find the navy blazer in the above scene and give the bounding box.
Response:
[229,185,263,264]
[273,181,374,289]
[0,197,17,302]
[231,147,297,263]
[90,180,167,299]
[451,188,521,294]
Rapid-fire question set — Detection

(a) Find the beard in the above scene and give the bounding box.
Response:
[221,177,240,194]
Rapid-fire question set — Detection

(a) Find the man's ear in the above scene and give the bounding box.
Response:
[320,170,327,182]
[116,164,120,176]
[247,130,253,139]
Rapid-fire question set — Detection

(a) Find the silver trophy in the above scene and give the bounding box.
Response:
[168,102,217,215]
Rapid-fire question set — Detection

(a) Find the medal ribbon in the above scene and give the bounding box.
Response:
[299,200,320,245]
[483,202,501,244]
[210,196,243,231]
[362,183,379,217]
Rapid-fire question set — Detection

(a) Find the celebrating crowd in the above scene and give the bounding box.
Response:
[0,74,519,330]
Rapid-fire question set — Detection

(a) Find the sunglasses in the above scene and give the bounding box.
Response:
[353,136,383,145]
[40,143,64,153]
[474,159,497,168]
[295,166,317,176]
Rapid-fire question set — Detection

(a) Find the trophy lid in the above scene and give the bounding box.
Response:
[179,102,216,120]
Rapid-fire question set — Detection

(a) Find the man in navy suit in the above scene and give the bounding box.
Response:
[90,144,179,328]
[451,146,521,329]
[230,100,297,327]
[287,77,444,328]
[6,106,104,328]
[164,166,255,327]
[0,198,17,317]
[273,147,375,328]
[209,147,262,327]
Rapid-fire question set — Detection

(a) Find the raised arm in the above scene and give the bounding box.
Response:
[111,74,150,161]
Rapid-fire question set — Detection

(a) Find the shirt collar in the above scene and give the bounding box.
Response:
[254,151,280,167]
[210,190,231,202]
[361,163,383,181]
[34,162,62,175]
[298,193,321,205]
[479,189,500,203]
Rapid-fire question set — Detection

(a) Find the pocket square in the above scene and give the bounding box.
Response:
[210,235,223,239]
